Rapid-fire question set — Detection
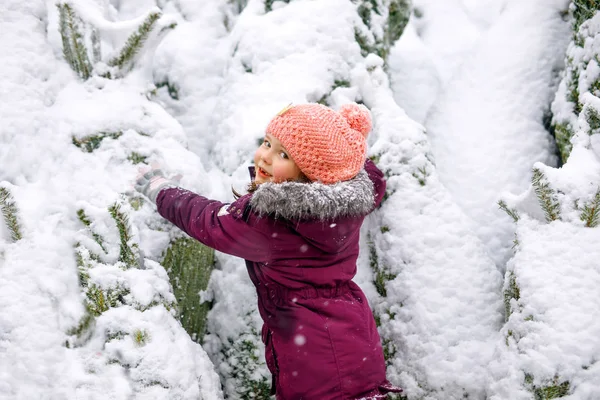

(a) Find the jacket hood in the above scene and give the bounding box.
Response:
[249,168,375,221]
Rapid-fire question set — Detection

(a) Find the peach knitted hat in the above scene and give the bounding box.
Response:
[266,103,372,184]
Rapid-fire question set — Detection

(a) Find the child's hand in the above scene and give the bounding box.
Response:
[134,165,180,204]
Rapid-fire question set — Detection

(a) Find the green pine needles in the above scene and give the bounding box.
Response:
[585,105,600,134]
[532,168,561,222]
[525,374,571,400]
[572,0,599,34]
[108,202,139,268]
[553,122,574,163]
[77,209,107,253]
[503,272,520,320]
[367,233,397,297]
[70,204,160,345]
[222,328,272,399]
[498,200,520,223]
[0,187,22,242]
[411,165,428,186]
[353,0,411,62]
[58,2,93,80]
[534,381,570,399]
[580,189,600,227]
[57,5,175,80]
[162,237,215,343]
[72,131,123,153]
[86,283,129,316]
[108,11,161,70]
[381,0,411,61]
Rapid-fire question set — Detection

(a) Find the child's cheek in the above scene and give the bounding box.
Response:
[272,165,288,183]
[272,166,283,183]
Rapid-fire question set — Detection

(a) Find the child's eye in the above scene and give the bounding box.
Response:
[263,140,271,148]
[280,152,289,159]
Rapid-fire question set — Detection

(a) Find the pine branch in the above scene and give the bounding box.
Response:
[503,272,520,320]
[108,203,138,268]
[533,377,570,400]
[386,0,410,46]
[91,28,101,64]
[72,131,123,153]
[353,0,411,61]
[222,328,271,399]
[75,245,94,287]
[162,237,215,343]
[572,0,599,33]
[77,209,107,253]
[133,329,149,346]
[411,165,428,186]
[580,189,600,227]
[585,106,600,134]
[108,11,162,70]
[57,2,92,80]
[498,200,520,222]
[67,311,95,340]
[0,187,23,242]
[367,233,397,298]
[531,168,561,222]
[86,284,128,316]
[553,122,574,163]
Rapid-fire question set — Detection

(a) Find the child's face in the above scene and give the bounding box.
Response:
[254,134,304,184]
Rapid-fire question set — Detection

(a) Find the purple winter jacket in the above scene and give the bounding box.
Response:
[156,159,402,400]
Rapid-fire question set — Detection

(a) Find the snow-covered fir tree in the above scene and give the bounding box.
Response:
[357,54,504,399]
[491,1,600,399]
[0,0,221,397]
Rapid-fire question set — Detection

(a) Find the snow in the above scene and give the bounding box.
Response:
[420,0,571,267]
[0,0,221,398]
[487,219,600,400]
[2,0,600,399]
[354,55,504,398]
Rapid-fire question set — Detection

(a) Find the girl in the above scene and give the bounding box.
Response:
[135,103,403,399]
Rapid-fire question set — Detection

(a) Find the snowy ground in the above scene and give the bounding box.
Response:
[1,0,598,399]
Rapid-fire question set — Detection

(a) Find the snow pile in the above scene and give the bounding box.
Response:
[353,55,504,399]
[152,0,232,162]
[487,5,600,398]
[388,0,508,125]
[420,0,571,267]
[0,1,221,398]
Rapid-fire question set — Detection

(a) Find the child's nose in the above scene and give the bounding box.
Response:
[261,150,273,164]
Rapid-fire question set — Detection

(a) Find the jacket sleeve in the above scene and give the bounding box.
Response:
[364,158,387,208]
[156,187,272,262]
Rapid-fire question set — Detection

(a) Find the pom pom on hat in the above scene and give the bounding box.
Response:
[339,103,372,137]
[266,102,371,184]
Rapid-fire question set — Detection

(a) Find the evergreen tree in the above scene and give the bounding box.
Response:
[358,58,503,398]
[496,2,600,398]
[354,0,411,62]
[0,187,23,242]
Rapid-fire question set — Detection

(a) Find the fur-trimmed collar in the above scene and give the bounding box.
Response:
[249,169,375,220]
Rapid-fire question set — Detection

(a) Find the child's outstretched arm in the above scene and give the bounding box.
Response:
[134,168,271,262]
[155,188,272,262]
